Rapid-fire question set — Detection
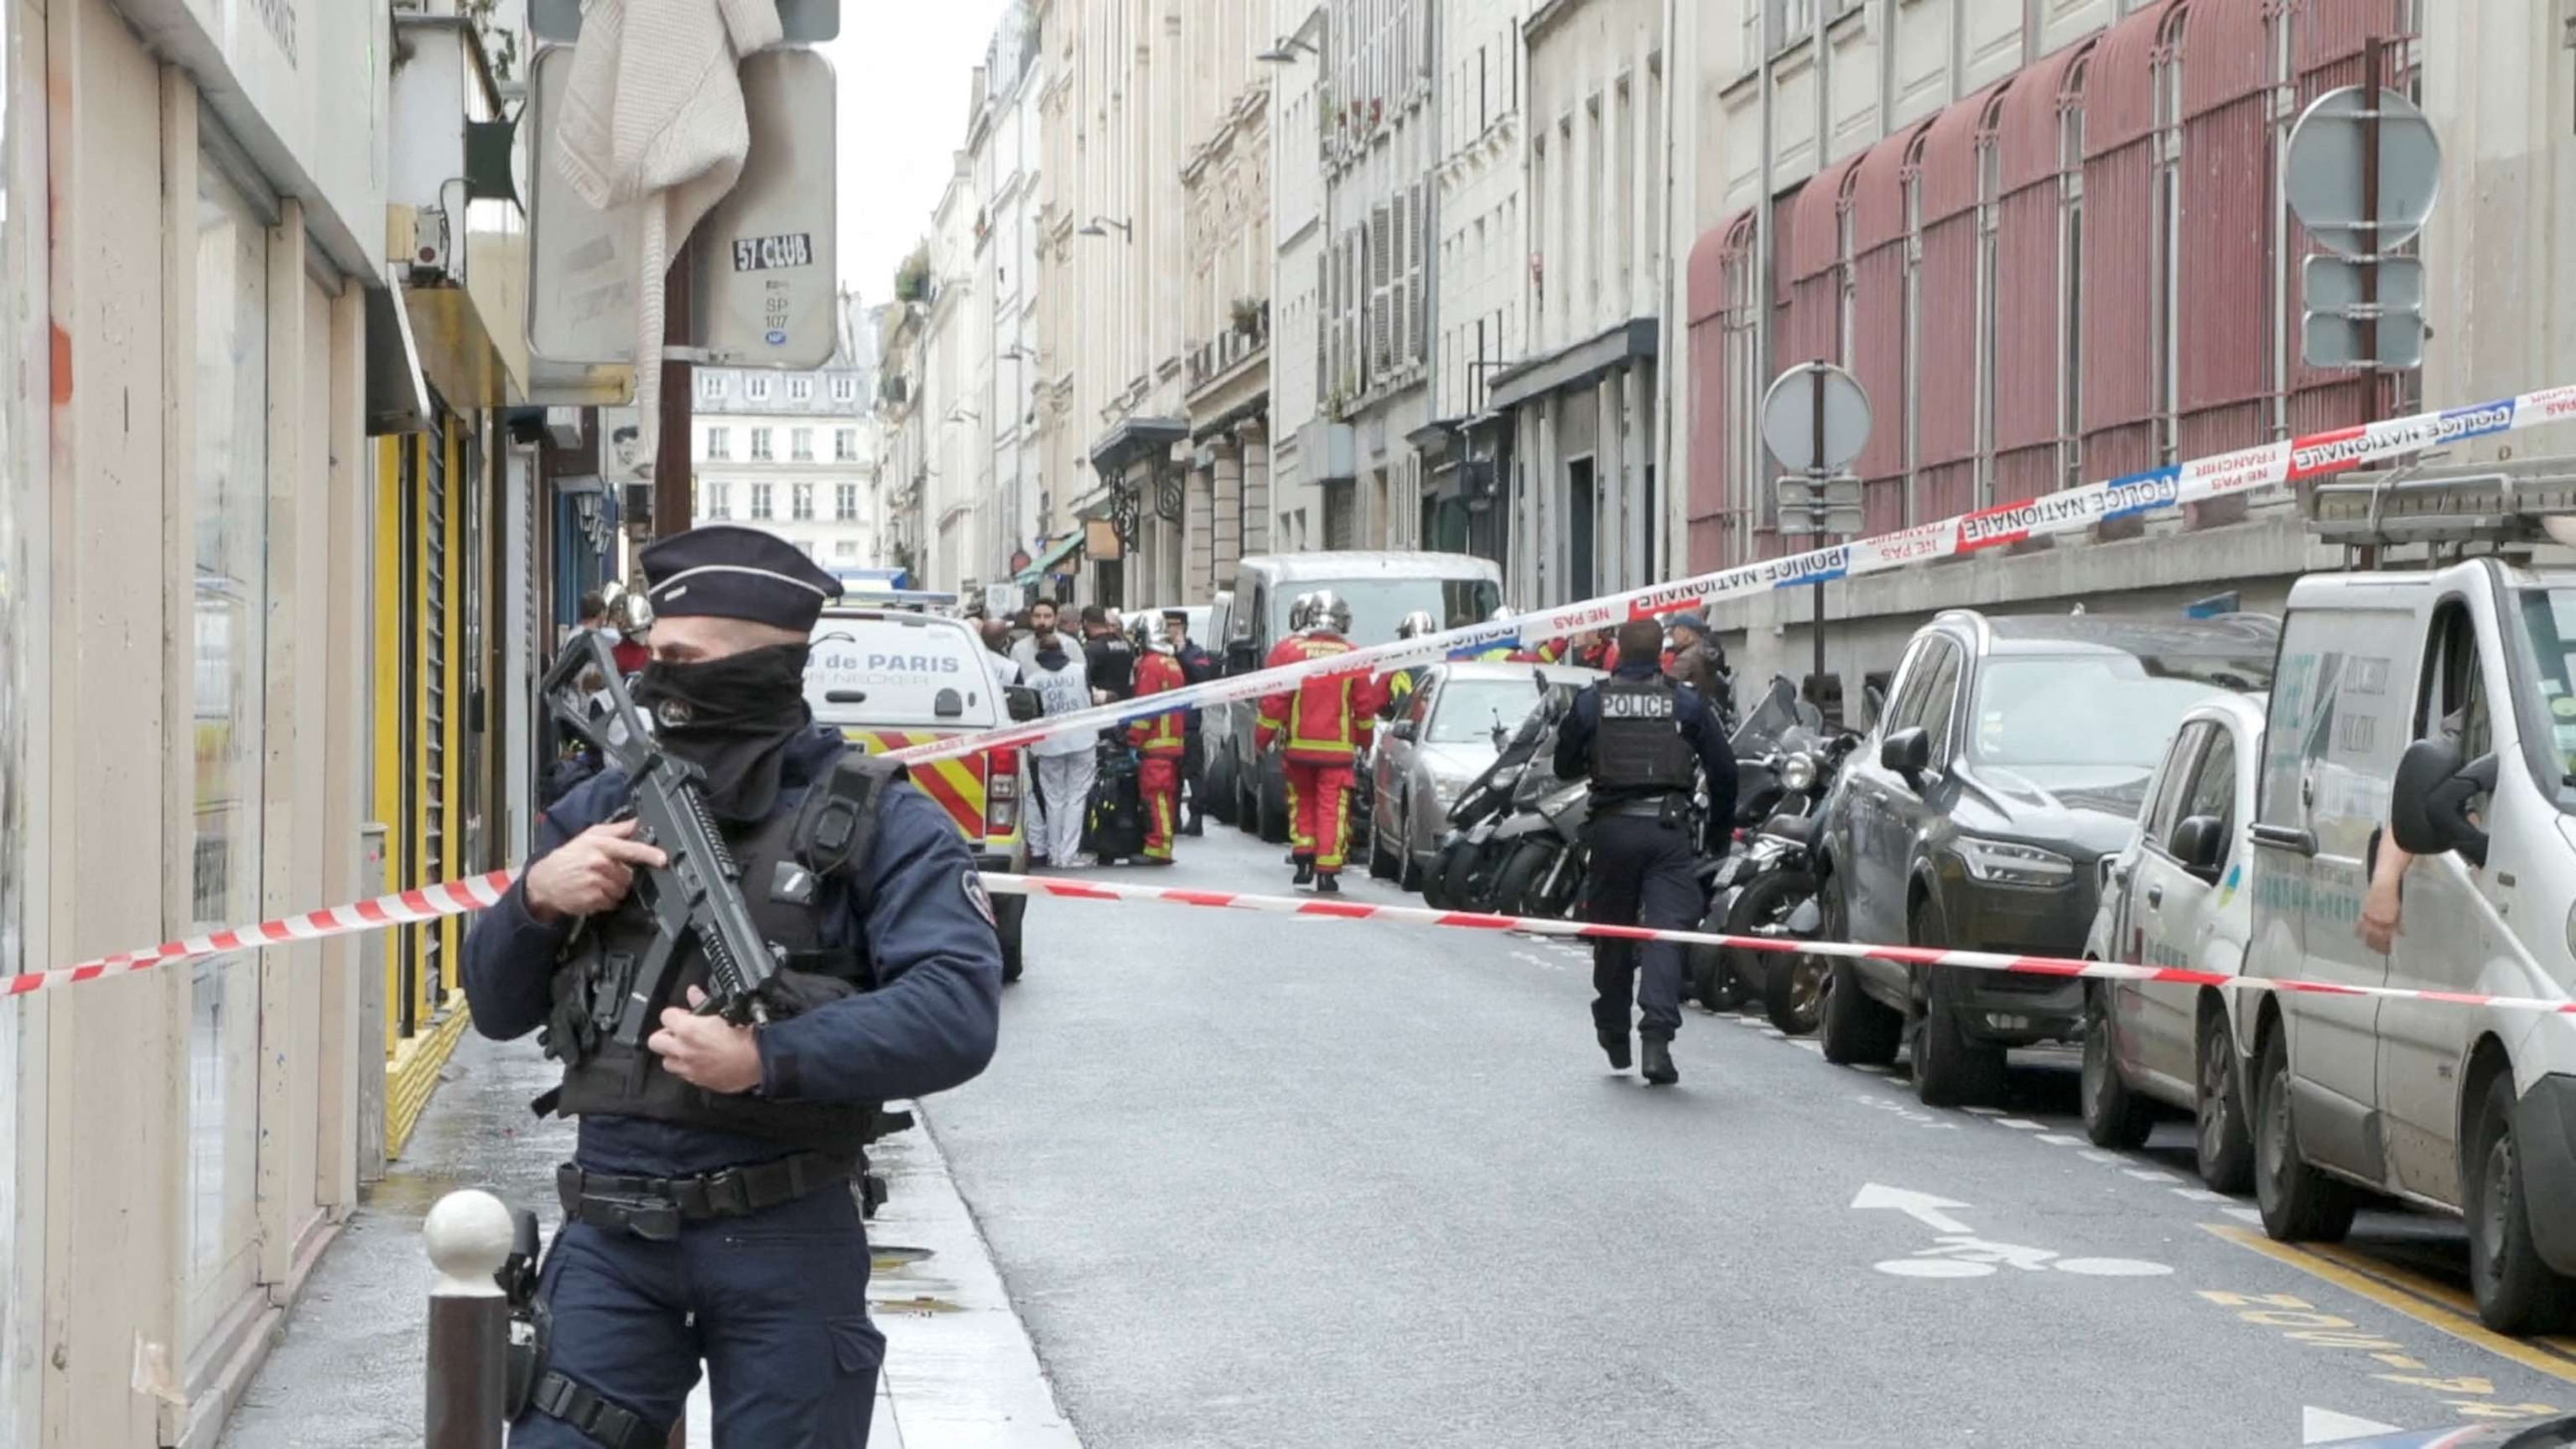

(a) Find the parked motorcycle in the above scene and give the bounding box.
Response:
[1424,676,1577,911]
[1487,773,1591,920]
[1688,678,1861,1033]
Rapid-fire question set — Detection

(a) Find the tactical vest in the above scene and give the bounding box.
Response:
[538,752,892,1156]
[1590,678,1699,796]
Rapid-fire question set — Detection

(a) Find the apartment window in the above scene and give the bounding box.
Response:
[750,428,774,460]
[706,426,731,460]
[792,483,815,520]
[699,371,724,402]
[792,427,814,461]
[832,375,859,404]
[710,480,734,519]
[837,482,860,520]
[835,540,860,558]
[789,377,813,402]
[750,482,775,519]
[747,375,773,402]
[835,427,859,461]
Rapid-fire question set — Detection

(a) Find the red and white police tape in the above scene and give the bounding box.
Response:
[4,870,516,1001]
[979,874,2576,1021]
[882,382,2576,769]
[9,864,2576,1023]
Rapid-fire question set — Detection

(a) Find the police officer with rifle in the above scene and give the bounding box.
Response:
[465,526,1002,1449]
[1551,617,1737,1088]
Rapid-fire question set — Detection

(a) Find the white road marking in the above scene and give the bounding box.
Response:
[1995,1118,2046,1130]
[2078,1149,2125,1165]
[2303,1406,2403,1444]
[2172,1187,2234,1203]
[2223,1205,2266,1225]
[1851,1063,1891,1075]
[1851,1183,1976,1233]
[2123,1168,2183,1183]
[1793,1040,1824,1054]
[1961,1106,2004,1116]
[2036,1133,2085,1146]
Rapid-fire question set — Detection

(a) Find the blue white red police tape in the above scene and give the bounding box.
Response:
[18,860,2568,1024]
[885,382,2576,769]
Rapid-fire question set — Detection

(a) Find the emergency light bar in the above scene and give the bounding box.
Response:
[2307,460,2576,551]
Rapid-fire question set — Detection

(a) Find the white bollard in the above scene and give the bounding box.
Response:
[423,1189,513,1449]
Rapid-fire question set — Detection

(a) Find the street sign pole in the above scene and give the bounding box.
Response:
[1810,372,1828,701]
[2360,35,2382,376]
[653,240,695,542]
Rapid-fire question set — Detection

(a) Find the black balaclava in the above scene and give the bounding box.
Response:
[631,643,813,821]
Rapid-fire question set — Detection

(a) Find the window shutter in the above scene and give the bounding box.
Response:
[1410,182,1431,365]
[1389,193,1410,371]
[1317,252,1331,402]
[1369,203,1392,381]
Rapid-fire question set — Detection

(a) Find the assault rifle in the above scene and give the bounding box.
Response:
[541,631,782,1045]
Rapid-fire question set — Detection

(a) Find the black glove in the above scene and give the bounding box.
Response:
[753,969,859,1021]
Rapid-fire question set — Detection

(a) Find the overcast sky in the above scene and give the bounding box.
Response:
[823,0,1012,306]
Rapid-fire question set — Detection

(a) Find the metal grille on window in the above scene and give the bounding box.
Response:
[421,417,449,1007]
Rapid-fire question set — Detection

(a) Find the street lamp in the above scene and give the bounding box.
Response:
[1076,216,1134,242]
[1256,34,1318,64]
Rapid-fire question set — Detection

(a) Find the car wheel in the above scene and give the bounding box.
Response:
[2466,1071,2576,1334]
[1257,768,1290,845]
[1205,747,1238,826]
[1234,750,1260,835]
[2252,1025,2357,1243]
[1689,909,1751,1014]
[1367,816,1400,880]
[2080,984,2156,1149]
[1909,898,2007,1109]
[1818,875,1903,1066]
[2195,1005,2256,1195]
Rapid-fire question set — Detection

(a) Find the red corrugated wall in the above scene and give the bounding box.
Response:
[2076,0,2179,488]
[1992,44,2093,507]
[1851,127,1920,534]
[1685,211,1757,572]
[1913,85,2005,523]
[1784,158,1861,371]
[2176,0,2277,527]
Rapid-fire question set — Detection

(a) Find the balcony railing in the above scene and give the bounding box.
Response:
[1186,307,1271,392]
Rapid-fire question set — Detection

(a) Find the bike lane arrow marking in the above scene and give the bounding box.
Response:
[1851,1183,1975,1234]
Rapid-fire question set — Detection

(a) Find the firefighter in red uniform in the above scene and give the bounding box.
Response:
[1125,618,1188,865]
[1256,590,1384,894]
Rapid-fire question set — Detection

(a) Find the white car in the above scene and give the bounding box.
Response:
[2080,691,2265,1192]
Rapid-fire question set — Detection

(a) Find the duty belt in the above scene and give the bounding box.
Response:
[555,1152,856,1241]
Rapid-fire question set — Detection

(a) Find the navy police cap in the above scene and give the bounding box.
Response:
[639,525,844,634]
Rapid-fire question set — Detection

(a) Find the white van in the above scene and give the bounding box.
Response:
[2244,469,2576,1333]
[807,608,1038,979]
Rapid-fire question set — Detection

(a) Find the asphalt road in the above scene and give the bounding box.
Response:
[928,823,2576,1449]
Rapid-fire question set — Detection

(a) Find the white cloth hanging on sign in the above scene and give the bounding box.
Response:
[552,0,783,456]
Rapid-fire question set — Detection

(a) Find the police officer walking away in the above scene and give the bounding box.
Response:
[465,525,1003,1448]
[1551,618,1737,1086]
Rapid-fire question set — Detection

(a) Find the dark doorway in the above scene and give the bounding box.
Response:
[1566,457,1596,603]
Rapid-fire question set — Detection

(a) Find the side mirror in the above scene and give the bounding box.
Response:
[1878,726,1932,781]
[2168,814,2228,882]
[1005,685,1043,723]
[1389,719,1418,743]
[2392,738,2494,867]
[1225,640,1259,674]
[1863,683,1888,729]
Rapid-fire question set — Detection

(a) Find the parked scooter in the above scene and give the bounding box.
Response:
[1688,678,1861,1033]
[1423,676,1578,911]
[1486,772,1592,920]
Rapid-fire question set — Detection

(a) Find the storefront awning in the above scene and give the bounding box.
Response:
[1012,532,1084,585]
[1485,317,1659,415]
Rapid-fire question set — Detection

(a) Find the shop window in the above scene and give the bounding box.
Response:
[188,154,270,1355]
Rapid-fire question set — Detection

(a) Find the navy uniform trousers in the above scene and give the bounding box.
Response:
[517,1187,883,1448]
[1583,808,1702,1041]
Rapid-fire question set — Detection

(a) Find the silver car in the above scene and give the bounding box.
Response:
[1365,661,1603,891]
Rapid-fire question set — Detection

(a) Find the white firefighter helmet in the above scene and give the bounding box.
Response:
[1129,613,1174,656]
[1288,592,1321,632]
[1396,610,1438,640]
[1308,589,1353,636]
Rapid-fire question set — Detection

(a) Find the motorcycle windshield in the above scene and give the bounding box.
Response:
[1730,677,1806,756]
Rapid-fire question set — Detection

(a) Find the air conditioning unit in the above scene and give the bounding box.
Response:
[403,205,454,282]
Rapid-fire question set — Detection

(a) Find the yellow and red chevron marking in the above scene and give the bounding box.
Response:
[842,729,996,842]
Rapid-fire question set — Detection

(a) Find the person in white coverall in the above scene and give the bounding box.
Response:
[1010,599,1098,866]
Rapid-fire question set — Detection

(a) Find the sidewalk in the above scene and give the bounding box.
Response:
[218,1028,1079,1448]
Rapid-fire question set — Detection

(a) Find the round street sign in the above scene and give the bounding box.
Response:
[1760,362,1873,475]
[2283,86,2442,259]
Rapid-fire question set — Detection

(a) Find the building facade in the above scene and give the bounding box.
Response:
[979,5,1049,600]
[1488,0,1664,610]
[1317,0,1439,554]
[691,293,884,575]
[1265,0,1332,562]
[1177,0,1275,604]
[1672,0,2573,717]
[1420,0,1530,565]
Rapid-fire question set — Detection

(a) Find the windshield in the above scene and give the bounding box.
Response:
[1268,576,1502,646]
[1427,678,1545,745]
[2509,588,2576,808]
[1971,655,2260,770]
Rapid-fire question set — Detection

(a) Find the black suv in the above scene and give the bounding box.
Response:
[1815,610,2277,1107]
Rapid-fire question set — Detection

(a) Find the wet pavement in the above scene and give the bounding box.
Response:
[925,823,2576,1449]
[219,1028,1075,1447]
